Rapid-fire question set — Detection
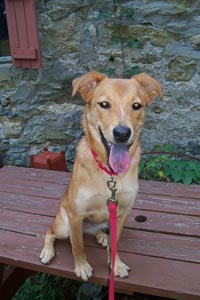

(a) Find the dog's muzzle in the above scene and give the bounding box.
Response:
[99,126,132,174]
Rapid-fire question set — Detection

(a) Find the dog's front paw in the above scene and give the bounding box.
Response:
[75,261,93,281]
[40,247,55,264]
[96,231,108,247]
[114,256,130,278]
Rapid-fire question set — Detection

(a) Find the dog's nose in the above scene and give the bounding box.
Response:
[113,125,131,143]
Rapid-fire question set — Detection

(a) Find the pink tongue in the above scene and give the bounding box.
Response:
[109,144,131,174]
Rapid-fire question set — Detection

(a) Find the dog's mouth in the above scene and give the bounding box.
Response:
[99,127,132,174]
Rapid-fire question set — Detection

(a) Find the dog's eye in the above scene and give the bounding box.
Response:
[132,103,142,111]
[98,101,111,109]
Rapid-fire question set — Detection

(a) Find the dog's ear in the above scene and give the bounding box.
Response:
[133,73,163,105]
[72,71,107,102]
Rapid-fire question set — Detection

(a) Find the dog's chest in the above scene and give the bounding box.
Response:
[76,177,138,222]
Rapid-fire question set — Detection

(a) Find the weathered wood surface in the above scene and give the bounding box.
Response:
[0,166,200,300]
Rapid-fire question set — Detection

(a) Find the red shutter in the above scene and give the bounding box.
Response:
[5,0,42,69]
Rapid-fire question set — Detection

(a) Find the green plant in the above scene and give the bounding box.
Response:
[12,274,79,300]
[139,144,200,185]
[12,273,108,300]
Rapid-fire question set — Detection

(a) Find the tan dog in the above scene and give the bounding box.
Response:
[40,71,162,281]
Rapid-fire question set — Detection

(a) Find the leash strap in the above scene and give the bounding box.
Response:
[108,201,117,300]
[107,176,118,300]
[90,146,119,300]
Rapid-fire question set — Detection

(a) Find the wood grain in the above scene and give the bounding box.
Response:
[0,166,200,300]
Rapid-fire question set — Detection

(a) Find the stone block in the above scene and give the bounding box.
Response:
[0,64,11,82]
[2,121,23,139]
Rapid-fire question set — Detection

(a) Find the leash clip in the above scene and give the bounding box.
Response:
[107,176,118,205]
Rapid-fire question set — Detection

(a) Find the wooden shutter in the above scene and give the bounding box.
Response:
[4,0,42,69]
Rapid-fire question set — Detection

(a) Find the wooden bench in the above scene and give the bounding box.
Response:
[0,166,200,300]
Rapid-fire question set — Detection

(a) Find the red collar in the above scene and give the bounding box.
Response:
[90,148,118,176]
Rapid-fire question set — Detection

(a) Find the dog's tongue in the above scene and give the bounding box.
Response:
[109,144,131,174]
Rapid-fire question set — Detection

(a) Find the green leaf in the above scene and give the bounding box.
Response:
[152,143,175,152]
[163,143,175,152]
[194,173,200,184]
[163,168,171,177]
[194,162,200,173]
[171,168,182,182]
[184,160,196,171]
[182,171,194,185]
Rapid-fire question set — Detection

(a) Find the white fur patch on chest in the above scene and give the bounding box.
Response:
[75,175,138,222]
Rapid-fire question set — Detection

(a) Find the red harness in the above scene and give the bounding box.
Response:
[90,148,118,300]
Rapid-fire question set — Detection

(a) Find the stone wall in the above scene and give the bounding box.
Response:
[0,0,200,168]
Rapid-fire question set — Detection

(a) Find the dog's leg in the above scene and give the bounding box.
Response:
[108,212,130,278]
[69,214,93,281]
[96,230,108,247]
[40,207,70,264]
[40,228,56,264]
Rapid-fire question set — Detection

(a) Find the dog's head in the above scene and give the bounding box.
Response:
[72,71,163,174]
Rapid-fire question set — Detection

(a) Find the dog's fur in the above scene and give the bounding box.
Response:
[40,71,162,281]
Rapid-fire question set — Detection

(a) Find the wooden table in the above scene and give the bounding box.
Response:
[0,166,200,300]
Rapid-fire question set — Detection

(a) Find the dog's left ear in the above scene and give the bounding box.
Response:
[72,70,107,102]
[133,73,163,105]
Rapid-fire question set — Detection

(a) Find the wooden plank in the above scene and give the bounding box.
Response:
[135,193,200,216]
[0,208,53,236]
[1,194,200,238]
[0,263,3,285]
[122,230,200,263]
[128,209,200,237]
[1,166,200,199]
[0,191,59,215]
[0,166,70,185]
[0,231,200,300]
[2,265,16,284]
[12,47,37,59]
[0,177,66,199]
[139,179,200,199]
[4,0,42,69]
[4,0,21,67]
[1,166,200,299]
[3,190,199,222]
[85,229,200,264]
[13,0,31,68]
[24,0,42,68]
[0,206,200,264]
[0,265,35,300]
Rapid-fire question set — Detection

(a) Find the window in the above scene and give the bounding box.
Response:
[3,0,42,69]
[0,0,10,57]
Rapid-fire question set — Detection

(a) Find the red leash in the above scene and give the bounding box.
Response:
[107,177,118,300]
[90,149,118,300]
[108,201,117,300]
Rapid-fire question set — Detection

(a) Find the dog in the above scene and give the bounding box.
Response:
[40,70,163,281]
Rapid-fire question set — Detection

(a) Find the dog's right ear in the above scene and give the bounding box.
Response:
[133,73,163,105]
[72,71,107,102]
